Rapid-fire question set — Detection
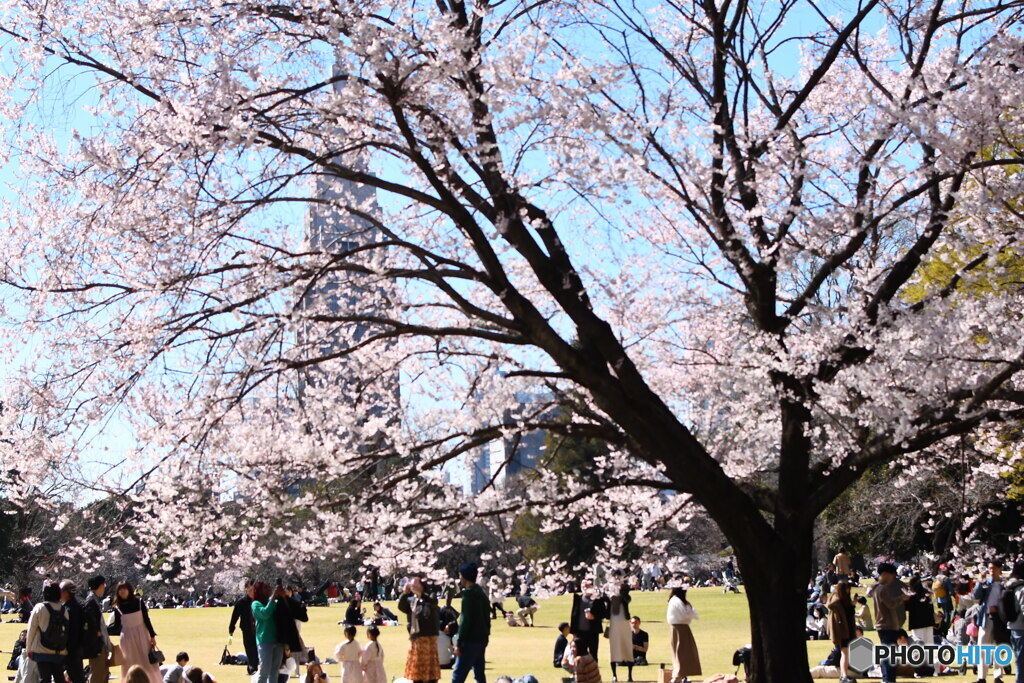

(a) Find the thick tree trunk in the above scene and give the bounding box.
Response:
[734,529,815,683]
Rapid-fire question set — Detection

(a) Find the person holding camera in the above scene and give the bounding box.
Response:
[251,582,286,683]
[397,577,440,683]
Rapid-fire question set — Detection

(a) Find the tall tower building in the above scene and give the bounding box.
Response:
[296,129,399,441]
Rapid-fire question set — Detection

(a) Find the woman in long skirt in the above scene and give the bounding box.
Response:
[397,578,440,683]
[607,583,634,682]
[666,587,701,683]
[108,582,162,683]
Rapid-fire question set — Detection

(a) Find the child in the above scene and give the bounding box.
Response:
[437,622,455,670]
[162,652,190,683]
[360,626,386,683]
[333,625,361,683]
[279,646,297,683]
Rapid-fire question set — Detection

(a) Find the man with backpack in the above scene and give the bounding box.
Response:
[25,582,69,683]
[1001,560,1024,683]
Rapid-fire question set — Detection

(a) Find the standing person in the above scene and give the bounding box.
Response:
[606,583,633,683]
[83,576,112,683]
[867,563,907,683]
[974,560,1010,683]
[906,575,935,645]
[833,549,852,578]
[275,587,309,664]
[1003,560,1024,683]
[629,617,648,666]
[360,626,386,683]
[451,563,489,683]
[665,587,701,683]
[59,581,86,683]
[933,565,955,628]
[397,577,440,683]
[487,577,504,621]
[251,582,285,683]
[229,582,260,675]
[109,582,161,683]
[569,579,608,663]
[333,626,361,683]
[826,581,856,683]
[25,582,68,683]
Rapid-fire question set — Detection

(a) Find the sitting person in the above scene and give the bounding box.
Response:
[806,604,828,640]
[342,600,364,627]
[163,652,190,683]
[894,630,934,678]
[439,598,460,631]
[630,617,649,666]
[437,622,456,670]
[854,595,873,631]
[371,602,397,624]
[553,623,570,670]
[304,662,328,683]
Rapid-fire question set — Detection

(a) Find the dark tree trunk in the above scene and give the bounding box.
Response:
[733,524,814,683]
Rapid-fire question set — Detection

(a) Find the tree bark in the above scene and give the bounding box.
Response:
[734,525,815,683]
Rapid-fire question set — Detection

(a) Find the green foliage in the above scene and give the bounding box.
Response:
[509,414,613,573]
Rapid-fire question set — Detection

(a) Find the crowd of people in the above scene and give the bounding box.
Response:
[805,552,1024,683]
[8,575,221,683]
[7,553,1024,683]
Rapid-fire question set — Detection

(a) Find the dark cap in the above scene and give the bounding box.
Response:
[459,562,479,583]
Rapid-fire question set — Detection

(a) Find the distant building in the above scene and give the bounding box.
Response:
[295,85,399,443]
[464,390,554,494]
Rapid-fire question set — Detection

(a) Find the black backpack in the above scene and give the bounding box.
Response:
[1001,583,1021,624]
[39,605,69,651]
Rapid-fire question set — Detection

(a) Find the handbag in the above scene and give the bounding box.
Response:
[108,644,123,668]
[148,649,165,665]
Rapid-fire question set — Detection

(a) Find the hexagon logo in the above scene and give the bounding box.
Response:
[848,637,876,674]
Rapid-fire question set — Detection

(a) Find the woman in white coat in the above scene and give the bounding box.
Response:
[666,587,701,683]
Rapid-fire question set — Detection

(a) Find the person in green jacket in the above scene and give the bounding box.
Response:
[251,582,285,683]
[452,563,490,683]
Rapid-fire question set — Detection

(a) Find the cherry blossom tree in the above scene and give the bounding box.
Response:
[2,0,1024,680]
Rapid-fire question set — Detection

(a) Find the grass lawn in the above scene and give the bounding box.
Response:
[0,587,982,683]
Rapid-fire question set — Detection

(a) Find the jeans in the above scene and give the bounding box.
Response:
[1011,629,1024,683]
[877,629,899,682]
[257,643,284,683]
[451,640,487,683]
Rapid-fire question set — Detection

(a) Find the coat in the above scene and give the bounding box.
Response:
[397,593,439,639]
[274,596,309,652]
[82,593,107,660]
[63,597,86,656]
[570,593,609,636]
[826,594,852,644]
